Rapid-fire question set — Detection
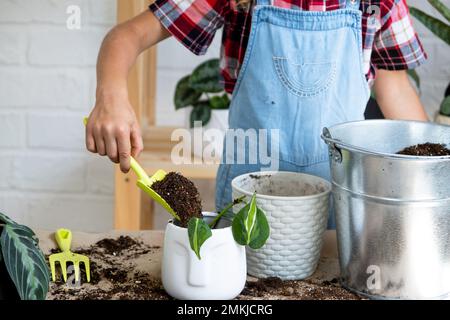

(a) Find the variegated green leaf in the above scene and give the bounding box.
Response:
[232,195,270,248]
[244,194,258,243]
[0,223,50,300]
[188,217,212,260]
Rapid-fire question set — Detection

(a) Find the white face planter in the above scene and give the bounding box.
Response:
[161,212,247,300]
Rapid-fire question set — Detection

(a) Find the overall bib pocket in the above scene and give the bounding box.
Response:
[273,57,337,98]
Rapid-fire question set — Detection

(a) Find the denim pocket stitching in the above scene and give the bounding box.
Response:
[273,56,337,98]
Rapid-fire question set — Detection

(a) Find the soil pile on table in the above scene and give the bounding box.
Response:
[47,236,363,300]
[397,143,450,156]
[240,277,363,300]
[47,236,168,300]
[151,172,203,227]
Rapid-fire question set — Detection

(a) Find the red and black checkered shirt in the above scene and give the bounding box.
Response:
[150,0,427,94]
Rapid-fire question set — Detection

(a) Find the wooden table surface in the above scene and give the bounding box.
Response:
[37,229,339,280]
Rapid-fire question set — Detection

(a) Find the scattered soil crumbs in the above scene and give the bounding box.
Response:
[151,172,203,227]
[47,236,362,300]
[239,277,363,300]
[397,143,450,156]
[47,236,167,300]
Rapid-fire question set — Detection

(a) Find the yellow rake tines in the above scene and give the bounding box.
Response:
[49,228,90,283]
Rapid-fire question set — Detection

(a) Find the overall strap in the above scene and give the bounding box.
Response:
[256,0,271,6]
[346,0,361,10]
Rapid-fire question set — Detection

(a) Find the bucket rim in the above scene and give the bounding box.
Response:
[321,120,450,161]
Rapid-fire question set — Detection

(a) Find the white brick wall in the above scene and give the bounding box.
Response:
[0,0,116,231]
[0,0,448,232]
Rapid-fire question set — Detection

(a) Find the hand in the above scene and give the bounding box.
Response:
[86,90,143,173]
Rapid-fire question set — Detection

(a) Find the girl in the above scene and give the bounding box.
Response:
[86,0,428,226]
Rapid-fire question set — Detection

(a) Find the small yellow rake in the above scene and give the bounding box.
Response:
[49,228,90,283]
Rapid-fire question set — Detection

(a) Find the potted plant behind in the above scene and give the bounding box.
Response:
[410,0,450,125]
[151,172,270,300]
[174,59,230,159]
[0,212,50,300]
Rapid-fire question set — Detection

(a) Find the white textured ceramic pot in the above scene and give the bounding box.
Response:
[232,171,331,280]
[435,112,450,126]
[161,212,246,300]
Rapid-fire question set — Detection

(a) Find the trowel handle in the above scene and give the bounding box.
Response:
[55,228,72,253]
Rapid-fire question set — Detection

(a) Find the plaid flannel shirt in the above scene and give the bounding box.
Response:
[150,0,427,93]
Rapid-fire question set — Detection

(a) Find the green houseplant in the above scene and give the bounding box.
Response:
[187,194,270,259]
[0,212,50,300]
[410,0,450,122]
[174,59,230,128]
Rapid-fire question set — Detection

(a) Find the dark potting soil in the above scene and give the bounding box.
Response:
[47,236,166,300]
[397,143,450,156]
[47,236,362,300]
[151,172,203,227]
[240,277,363,300]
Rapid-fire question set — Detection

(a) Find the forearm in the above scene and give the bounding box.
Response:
[87,10,170,172]
[374,69,428,121]
[96,10,170,99]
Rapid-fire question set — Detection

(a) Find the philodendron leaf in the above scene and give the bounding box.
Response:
[440,96,450,116]
[190,101,212,127]
[188,217,212,259]
[174,75,203,109]
[248,209,270,249]
[189,59,223,93]
[0,223,50,300]
[244,194,258,243]
[232,194,270,249]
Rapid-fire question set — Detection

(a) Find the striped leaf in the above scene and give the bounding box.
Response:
[0,223,50,300]
[0,212,17,225]
[428,0,450,23]
[188,217,212,260]
[244,194,258,244]
[232,195,270,249]
[410,7,450,45]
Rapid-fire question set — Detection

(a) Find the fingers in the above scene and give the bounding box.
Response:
[117,127,131,173]
[85,121,97,153]
[130,127,144,158]
[93,125,106,156]
[104,131,119,163]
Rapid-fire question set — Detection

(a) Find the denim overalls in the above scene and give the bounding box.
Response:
[215,0,370,228]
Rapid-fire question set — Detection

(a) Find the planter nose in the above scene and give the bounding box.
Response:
[187,251,208,287]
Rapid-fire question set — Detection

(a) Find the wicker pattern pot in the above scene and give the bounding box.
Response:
[231,171,331,280]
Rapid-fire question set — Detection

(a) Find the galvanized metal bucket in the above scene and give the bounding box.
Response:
[321,120,450,300]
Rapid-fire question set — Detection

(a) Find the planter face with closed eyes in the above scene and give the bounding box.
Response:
[161,212,246,300]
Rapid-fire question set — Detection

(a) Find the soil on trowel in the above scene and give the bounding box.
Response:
[239,277,363,300]
[151,172,203,227]
[47,236,167,300]
[397,143,450,156]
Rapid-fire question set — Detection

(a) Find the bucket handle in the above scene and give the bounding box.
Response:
[322,127,386,162]
[322,127,343,163]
